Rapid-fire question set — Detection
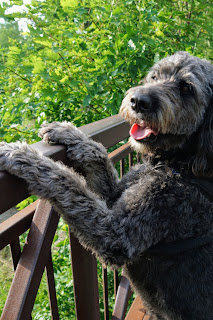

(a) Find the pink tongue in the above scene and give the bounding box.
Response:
[130,123,155,140]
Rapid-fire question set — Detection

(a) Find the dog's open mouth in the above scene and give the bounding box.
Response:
[130,122,158,142]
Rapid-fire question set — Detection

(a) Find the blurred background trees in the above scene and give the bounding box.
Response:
[0,0,212,143]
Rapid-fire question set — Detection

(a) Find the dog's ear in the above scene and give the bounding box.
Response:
[192,88,213,178]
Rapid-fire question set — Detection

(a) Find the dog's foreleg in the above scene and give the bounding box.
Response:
[39,122,119,204]
[0,142,152,267]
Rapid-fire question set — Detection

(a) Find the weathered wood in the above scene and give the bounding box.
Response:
[0,200,38,250]
[102,266,109,320]
[109,143,131,165]
[10,238,21,271]
[46,253,60,320]
[69,231,100,320]
[1,200,59,320]
[112,275,132,320]
[125,296,154,320]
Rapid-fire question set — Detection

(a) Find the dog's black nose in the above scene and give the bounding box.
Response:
[130,94,152,113]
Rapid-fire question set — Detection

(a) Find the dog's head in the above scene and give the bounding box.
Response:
[120,51,213,177]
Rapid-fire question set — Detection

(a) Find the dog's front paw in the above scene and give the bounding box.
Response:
[39,121,87,145]
[39,122,62,143]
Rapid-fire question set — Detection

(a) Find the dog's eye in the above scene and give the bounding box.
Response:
[179,81,191,93]
[152,76,158,81]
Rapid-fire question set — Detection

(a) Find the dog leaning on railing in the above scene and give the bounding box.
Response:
[0,51,213,319]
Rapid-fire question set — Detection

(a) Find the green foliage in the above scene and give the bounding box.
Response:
[0,21,22,48]
[0,0,212,143]
[16,195,38,210]
[0,246,14,315]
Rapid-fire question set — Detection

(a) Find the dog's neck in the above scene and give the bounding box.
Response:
[145,138,213,201]
[147,148,192,176]
[148,132,199,177]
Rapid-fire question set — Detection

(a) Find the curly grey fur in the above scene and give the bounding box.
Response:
[1,51,213,319]
[120,51,213,177]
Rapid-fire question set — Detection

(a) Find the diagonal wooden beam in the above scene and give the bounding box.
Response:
[1,199,59,320]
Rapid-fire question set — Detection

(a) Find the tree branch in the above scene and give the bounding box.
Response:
[6,67,32,83]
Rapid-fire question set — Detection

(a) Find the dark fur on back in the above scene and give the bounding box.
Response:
[0,52,213,319]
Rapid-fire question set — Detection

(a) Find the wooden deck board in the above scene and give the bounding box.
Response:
[125,296,154,320]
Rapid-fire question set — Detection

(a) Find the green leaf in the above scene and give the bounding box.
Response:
[83,94,91,107]
[41,87,56,98]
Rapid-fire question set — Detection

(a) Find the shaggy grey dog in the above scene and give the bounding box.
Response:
[1,51,213,319]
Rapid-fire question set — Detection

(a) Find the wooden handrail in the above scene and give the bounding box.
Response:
[0,115,130,215]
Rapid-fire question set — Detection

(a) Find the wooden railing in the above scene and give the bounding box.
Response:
[0,115,150,320]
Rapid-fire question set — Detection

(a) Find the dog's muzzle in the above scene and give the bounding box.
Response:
[130,93,152,113]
